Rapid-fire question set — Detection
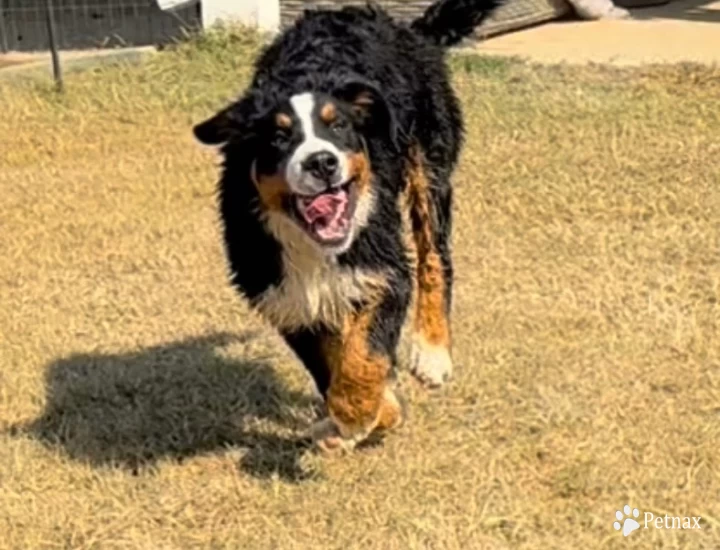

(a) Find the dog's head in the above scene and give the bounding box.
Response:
[194,80,397,254]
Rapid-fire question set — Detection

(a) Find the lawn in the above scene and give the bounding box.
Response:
[1,29,718,549]
[0,57,32,69]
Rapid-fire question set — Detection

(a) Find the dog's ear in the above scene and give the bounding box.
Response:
[193,107,236,145]
[193,98,258,146]
[333,80,399,151]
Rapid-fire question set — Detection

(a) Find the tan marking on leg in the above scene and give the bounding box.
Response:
[324,305,387,437]
[311,296,403,453]
[311,386,402,455]
[405,147,452,386]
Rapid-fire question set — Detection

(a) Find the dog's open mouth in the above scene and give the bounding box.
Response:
[292,180,356,246]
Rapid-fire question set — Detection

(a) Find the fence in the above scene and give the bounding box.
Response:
[0,0,202,52]
[279,0,570,39]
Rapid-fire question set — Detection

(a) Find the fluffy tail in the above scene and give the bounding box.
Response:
[410,0,503,46]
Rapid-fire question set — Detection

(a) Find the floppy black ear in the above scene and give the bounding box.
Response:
[333,80,400,151]
[193,95,259,146]
[193,107,235,145]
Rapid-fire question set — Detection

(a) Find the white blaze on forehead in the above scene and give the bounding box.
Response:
[286,92,349,192]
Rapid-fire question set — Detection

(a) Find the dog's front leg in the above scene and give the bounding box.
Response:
[311,284,408,454]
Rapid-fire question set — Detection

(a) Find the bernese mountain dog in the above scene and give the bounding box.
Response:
[193,0,501,454]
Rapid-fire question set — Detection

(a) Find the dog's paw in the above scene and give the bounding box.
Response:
[309,418,357,456]
[310,397,328,420]
[410,336,453,387]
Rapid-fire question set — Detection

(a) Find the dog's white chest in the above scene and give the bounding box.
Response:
[253,245,382,331]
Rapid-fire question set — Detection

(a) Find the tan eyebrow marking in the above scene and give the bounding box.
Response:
[320,102,337,124]
[275,112,292,129]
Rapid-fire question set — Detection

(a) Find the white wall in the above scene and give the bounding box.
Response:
[201,0,280,32]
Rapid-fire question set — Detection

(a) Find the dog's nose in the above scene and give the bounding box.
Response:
[302,151,339,181]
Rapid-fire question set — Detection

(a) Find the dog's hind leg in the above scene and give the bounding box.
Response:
[406,148,454,387]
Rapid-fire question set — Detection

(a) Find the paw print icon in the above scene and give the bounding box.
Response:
[614,505,641,537]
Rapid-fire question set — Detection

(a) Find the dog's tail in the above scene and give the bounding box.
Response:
[410,0,503,47]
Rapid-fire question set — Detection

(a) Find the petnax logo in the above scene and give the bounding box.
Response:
[613,504,702,538]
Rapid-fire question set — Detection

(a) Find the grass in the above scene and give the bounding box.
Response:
[0,57,32,69]
[1,27,719,549]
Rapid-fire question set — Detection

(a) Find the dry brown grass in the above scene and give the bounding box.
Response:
[1,30,719,549]
[0,57,32,69]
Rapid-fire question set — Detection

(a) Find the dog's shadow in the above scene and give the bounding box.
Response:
[13,332,319,482]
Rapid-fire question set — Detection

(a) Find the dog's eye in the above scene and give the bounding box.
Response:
[273,130,290,148]
[331,119,349,133]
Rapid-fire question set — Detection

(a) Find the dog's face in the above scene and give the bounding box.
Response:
[194,83,395,254]
[253,92,371,251]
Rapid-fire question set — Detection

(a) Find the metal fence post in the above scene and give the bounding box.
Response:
[45,0,64,91]
[0,0,9,54]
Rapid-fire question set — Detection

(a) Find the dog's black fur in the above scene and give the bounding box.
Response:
[194,0,501,451]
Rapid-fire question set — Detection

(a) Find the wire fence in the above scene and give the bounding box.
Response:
[0,0,201,52]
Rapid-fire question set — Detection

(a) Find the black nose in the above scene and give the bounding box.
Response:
[302,151,339,181]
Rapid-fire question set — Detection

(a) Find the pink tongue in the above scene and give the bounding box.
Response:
[301,191,347,225]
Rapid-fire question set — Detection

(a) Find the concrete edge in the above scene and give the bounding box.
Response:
[0,46,157,83]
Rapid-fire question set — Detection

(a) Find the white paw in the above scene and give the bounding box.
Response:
[309,418,357,456]
[410,336,453,387]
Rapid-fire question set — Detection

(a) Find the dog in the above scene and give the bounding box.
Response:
[193,0,501,453]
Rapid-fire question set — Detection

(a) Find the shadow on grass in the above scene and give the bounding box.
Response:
[11,333,319,482]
